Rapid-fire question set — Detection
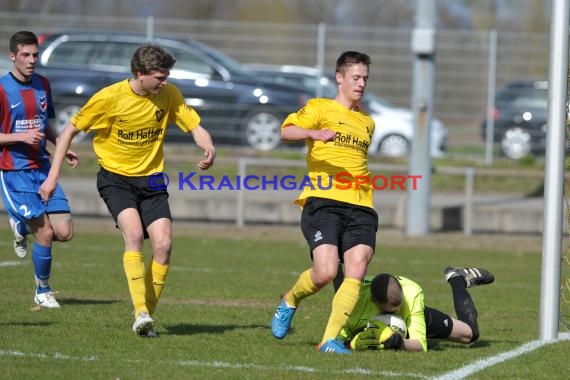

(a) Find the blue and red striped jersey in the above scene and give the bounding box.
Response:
[0,72,54,170]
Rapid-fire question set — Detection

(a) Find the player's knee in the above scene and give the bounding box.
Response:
[312,268,337,287]
[151,238,172,257]
[124,232,145,249]
[54,229,73,242]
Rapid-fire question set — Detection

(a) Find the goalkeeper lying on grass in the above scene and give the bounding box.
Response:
[338,267,494,352]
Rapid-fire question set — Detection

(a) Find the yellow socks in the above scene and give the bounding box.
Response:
[284,269,320,308]
[123,251,147,317]
[145,259,169,316]
[321,277,361,345]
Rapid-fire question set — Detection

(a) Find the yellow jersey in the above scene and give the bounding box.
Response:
[282,98,375,208]
[71,80,200,176]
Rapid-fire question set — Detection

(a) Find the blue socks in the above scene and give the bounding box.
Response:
[32,242,52,293]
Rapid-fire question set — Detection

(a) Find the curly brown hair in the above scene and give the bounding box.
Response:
[131,43,176,76]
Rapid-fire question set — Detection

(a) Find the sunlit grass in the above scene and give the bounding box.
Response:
[0,226,568,379]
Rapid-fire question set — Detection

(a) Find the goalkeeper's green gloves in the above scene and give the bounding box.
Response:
[349,328,380,350]
[380,331,404,350]
[349,328,404,351]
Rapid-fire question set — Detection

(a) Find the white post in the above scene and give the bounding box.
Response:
[540,0,569,341]
[236,158,247,227]
[406,0,437,236]
[463,167,475,236]
[146,15,154,41]
[485,29,497,166]
[316,22,326,98]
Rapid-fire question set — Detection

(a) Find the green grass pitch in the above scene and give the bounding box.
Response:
[0,223,569,379]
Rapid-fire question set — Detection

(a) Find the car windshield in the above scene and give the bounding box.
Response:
[495,86,548,108]
[190,40,253,77]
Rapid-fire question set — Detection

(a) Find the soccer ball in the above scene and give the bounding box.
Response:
[367,313,407,338]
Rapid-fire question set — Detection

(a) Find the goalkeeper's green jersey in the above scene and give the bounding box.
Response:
[339,275,428,352]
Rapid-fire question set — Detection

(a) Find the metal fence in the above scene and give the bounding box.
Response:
[0,11,550,147]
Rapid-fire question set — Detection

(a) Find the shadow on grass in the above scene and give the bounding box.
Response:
[165,323,270,335]
[0,321,53,327]
[58,298,119,306]
[427,339,491,351]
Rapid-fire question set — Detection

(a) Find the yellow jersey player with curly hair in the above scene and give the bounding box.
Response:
[40,43,215,337]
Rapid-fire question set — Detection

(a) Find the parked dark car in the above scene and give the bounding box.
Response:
[481,80,549,159]
[36,32,311,150]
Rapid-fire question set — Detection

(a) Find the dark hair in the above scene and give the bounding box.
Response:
[370,273,403,310]
[131,43,176,76]
[335,51,371,76]
[10,31,38,54]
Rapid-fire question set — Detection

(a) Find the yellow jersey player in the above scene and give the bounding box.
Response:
[271,51,376,354]
[40,43,215,337]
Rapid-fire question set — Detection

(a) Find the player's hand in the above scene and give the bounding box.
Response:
[39,178,57,203]
[349,328,380,350]
[198,146,215,170]
[65,150,79,168]
[379,331,404,350]
[21,128,45,145]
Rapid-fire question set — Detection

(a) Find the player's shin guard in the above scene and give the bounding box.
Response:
[145,259,169,316]
[123,251,147,316]
[321,277,361,345]
[32,242,52,291]
[449,276,479,342]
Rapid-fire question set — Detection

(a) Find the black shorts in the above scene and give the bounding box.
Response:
[424,306,454,339]
[96,168,171,235]
[300,197,378,262]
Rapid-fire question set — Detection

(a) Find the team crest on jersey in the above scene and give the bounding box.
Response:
[38,96,47,112]
[155,109,165,122]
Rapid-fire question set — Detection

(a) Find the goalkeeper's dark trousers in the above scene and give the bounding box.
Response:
[424,276,479,343]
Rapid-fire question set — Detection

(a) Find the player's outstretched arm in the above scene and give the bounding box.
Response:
[46,122,79,168]
[281,125,335,143]
[39,122,81,201]
[189,125,215,170]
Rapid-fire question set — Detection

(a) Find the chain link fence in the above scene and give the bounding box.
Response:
[0,11,550,149]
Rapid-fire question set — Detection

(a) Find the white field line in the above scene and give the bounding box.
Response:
[0,240,104,251]
[4,333,570,380]
[0,260,27,267]
[0,349,428,378]
[432,332,570,380]
[2,335,570,378]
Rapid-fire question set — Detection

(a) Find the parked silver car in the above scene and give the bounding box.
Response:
[246,64,447,157]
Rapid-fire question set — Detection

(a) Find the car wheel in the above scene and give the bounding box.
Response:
[378,134,410,157]
[501,127,531,159]
[54,104,89,142]
[243,109,282,151]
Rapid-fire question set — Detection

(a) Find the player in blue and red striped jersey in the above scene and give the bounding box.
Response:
[0,31,78,308]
